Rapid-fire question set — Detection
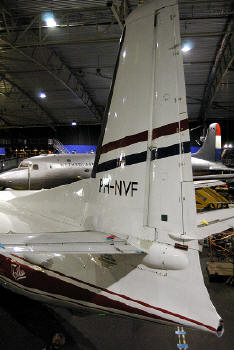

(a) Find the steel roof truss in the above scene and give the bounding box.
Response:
[199,15,234,122]
[0,74,57,130]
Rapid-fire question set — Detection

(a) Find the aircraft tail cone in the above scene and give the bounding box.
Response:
[217,320,224,337]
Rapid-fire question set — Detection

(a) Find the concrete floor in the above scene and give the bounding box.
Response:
[0,255,233,350]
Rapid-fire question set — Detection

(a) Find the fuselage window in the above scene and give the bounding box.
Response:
[33,164,39,170]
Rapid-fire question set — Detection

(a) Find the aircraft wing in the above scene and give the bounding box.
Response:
[194,174,234,181]
[0,231,140,255]
[208,164,234,172]
[194,179,226,188]
[166,206,234,242]
[196,207,234,239]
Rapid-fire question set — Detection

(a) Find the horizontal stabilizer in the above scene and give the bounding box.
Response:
[0,234,223,336]
[194,174,234,181]
[170,207,234,241]
[0,231,140,255]
[196,208,234,239]
[194,180,226,189]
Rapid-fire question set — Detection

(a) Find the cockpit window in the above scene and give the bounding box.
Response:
[19,162,31,168]
[33,164,39,170]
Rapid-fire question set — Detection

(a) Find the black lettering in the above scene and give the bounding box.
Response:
[115,180,122,196]
[99,179,137,196]
[99,179,103,192]
[104,183,110,194]
[123,181,131,196]
[131,182,138,196]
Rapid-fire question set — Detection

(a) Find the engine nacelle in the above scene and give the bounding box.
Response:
[143,242,189,270]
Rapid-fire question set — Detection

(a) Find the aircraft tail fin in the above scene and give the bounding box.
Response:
[193,123,222,162]
[90,0,197,241]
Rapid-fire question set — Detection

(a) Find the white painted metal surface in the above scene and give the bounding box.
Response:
[0,0,230,336]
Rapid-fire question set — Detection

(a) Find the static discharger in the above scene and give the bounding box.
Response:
[175,327,189,349]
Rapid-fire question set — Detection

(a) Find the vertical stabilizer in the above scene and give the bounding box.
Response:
[193,123,222,162]
[92,0,197,240]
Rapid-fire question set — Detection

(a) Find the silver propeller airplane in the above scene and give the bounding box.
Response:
[0,0,233,336]
[0,153,95,190]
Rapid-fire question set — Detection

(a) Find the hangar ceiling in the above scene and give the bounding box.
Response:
[0,0,233,134]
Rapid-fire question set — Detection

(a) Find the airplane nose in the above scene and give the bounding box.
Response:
[0,174,9,189]
[0,169,27,190]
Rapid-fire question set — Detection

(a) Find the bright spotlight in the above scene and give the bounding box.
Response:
[39,92,46,99]
[42,12,57,28]
[229,144,232,148]
[181,41,193,53]
[46,17,57,27]
[224,144,228,148]
[71,120,77,126]
[181,44,191,53]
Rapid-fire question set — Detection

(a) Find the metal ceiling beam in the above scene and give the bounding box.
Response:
[6,6,111,20]
[110,2,124,30]
[0,64,115,74]
[0,4,133,22]
[0,74,57,130]
[180,14,233,20]
[0,8,103,122]
[0,114,11,126]
[2,29,234,50]
[0,36,120,50]
[199,15,234,123]
[180,0,234,5]
[0,38,102,122]
[182,30,234,37]
[0,121,101,129]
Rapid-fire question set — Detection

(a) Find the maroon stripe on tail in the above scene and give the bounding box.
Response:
[152,118,189,140]
[101,130,148,154]
[0,253,175,325]
[100,119,189,155]
[5,254,216,333]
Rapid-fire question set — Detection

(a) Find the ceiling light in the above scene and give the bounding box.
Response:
[46,17,57,27]
[71,121,77,126]
[181,41,193,53]
[42,12,57,28]
[181,44,191,53]
[39,92,46,99]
